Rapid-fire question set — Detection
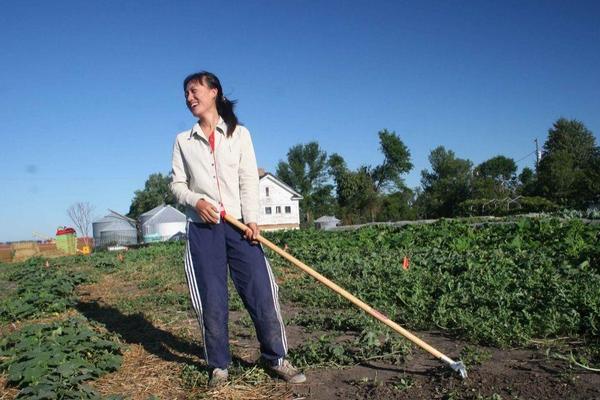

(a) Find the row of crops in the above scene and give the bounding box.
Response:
[1,216,599,397]
[0,257,123,399]
[265,218,600,367]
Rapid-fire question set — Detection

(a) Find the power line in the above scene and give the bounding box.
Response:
[515,150,536,164]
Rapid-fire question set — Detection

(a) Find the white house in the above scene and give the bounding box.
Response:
[258,171,303,231]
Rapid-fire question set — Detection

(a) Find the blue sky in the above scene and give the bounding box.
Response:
[1,0,599,242]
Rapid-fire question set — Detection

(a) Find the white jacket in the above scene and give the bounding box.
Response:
[170,117,260,224]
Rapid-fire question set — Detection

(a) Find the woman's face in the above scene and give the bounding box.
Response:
[185,80,218,118]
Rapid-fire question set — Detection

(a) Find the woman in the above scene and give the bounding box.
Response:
[170,71,305,386]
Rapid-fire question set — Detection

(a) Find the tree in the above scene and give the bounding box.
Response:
[537,118,600,207]
[475,155,517,182]
[472,155,517,199]
[517,167,536,196]
[328,130,413,223]
[328,153,348,183]
[418,146,473,218]
[128,173,178,219]
[333,166,379,223]
[276,142,334,223]
[67,202,94,245]
[377,188,417,221]
[370,129,413,192]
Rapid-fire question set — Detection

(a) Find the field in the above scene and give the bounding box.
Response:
[1,217,599,399]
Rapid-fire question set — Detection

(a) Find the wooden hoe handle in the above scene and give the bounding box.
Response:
[225,214,465,374]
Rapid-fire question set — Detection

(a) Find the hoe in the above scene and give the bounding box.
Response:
[225,214,468,379]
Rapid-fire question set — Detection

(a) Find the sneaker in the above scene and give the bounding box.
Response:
[267,359,306,383]
[208,367,228,387]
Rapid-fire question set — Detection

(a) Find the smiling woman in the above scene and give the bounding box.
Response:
[169,71,306,386]
[183,72,238,137]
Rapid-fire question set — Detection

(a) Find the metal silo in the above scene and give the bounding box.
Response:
[92,211,137,248]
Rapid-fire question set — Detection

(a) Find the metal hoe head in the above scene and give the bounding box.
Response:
[450,361,468,379]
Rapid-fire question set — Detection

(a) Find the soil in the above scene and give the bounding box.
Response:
[231,307,600,400]
[289,333,600,400]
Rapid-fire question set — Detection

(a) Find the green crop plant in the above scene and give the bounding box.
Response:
[459,345,492,366]
[0,316,122,399]
[266,218,600,348]
[289,309,375,333]
[0,258,90,322]
[288,328,412,368]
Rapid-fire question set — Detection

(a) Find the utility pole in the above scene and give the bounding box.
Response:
[534,138,540,170]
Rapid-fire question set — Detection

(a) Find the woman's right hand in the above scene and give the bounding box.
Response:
[195,199,219,224]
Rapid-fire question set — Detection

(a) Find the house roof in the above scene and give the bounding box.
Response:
[260,173,303,199]
[140,204,165,218]
[314,215,340,223]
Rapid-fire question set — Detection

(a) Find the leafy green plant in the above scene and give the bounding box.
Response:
[390,374,414,391]
[288,335,355,367]
[0,316,122,399]
[288,329,411,368]
[290,309,373,333]
[266,218,600,347]
[459,345,492,366]
[180,364,209,389]
[0,258,90,322]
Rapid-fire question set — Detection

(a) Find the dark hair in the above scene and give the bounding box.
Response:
[183,71,239,137]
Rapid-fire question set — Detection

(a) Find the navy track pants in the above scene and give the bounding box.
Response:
[184,221,288,369]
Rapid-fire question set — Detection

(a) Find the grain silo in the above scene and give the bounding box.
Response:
[92,211,137,248]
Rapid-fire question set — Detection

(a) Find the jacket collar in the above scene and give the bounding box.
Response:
[189,116,227,140]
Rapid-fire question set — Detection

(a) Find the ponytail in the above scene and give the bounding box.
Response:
[216,95,238,137]
[183,71,239,137]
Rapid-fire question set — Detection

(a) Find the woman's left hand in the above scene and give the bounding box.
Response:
[244,222,260,243]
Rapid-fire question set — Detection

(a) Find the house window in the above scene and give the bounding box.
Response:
[265,207,272,214]
[276,206,281,214]
[285,206,291,214]
[265,187,269,197]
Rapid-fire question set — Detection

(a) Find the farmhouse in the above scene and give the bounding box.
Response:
[258,170,303,231]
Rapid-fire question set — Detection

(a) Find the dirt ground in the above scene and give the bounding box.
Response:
[2,275,599,400]
[228,306,600,400]
[290,333,600,400]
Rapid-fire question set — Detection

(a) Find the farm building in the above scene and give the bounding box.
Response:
[140,204,187,243]
[92,211,137,248]
[258,171,303,231]
[314,215,341,230]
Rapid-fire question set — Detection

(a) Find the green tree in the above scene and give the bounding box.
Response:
[328,130,413,223]
[473,155,517,199]
[418,146,473,218]
[327,153,348,183]
[517,167,536,196]
[276,142,334,223]
[332,166,379,223]
[369,129,413,192]
[537,118,600,207]
[128,173,178,219]
[377,188,417,221]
